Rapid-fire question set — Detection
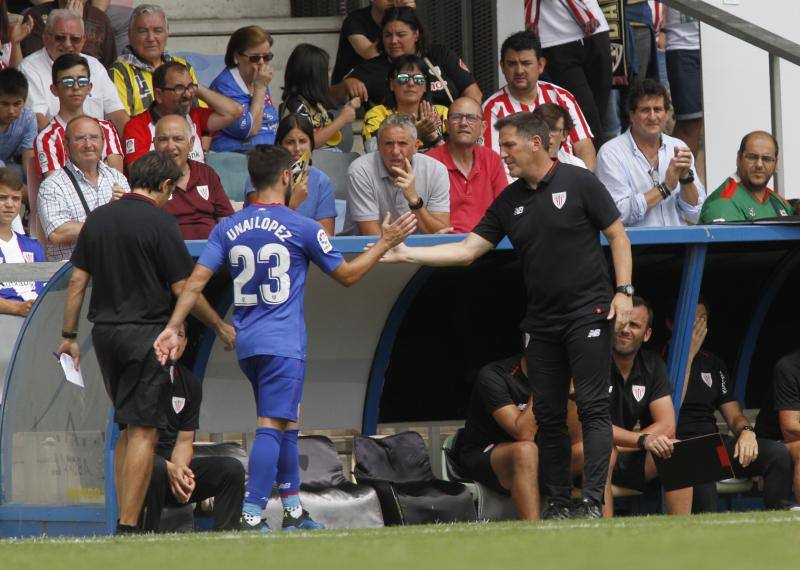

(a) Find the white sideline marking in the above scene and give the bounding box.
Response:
[3,513,798,546]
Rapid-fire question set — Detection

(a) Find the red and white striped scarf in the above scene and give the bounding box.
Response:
[524,0,601,35]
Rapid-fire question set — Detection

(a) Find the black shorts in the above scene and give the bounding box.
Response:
[611,450,648,491]
[92,323,171,429]
[457,443,506,494]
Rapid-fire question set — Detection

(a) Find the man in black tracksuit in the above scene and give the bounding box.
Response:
[381,112,633,518]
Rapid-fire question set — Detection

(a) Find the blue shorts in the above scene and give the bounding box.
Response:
[665,49,703,120]
[238,355,305,422]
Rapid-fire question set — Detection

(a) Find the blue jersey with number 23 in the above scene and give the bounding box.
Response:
[198,203,344,361]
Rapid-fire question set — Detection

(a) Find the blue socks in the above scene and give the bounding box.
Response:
[243,427,283,520]
[277,429,302,517]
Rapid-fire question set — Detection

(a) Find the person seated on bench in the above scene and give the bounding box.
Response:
[674,299,794,512]
[139,322,245,532]
[454,354,540,520]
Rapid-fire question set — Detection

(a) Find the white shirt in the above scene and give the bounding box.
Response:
[558,148,587,169]
[665,7,700,51]
[38,160,130,260]
[19,48,125,121]
[526,0,610,49]
[0,234,38,301]
[595,129,705,227]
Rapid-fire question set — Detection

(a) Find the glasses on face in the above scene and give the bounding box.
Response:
[159,83,198,95]
[239,52,274,63]
[70,134,102,144]
[449,113,481,124]
[51,33,83,44]
[57,76,90,89]
[394,73,426,86]
[742,153,777,165]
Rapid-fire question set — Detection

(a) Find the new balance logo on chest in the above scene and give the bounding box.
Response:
[514,206,524,216]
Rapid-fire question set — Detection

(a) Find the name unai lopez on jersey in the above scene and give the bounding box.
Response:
[226,216,294,242]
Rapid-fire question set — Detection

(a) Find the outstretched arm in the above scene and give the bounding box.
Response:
[379,231,494,267]
[329,213,417,287]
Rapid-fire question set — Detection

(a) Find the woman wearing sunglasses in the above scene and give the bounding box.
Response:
[210,25,278,152]
[332,7,481,109]
[362,54,447,153]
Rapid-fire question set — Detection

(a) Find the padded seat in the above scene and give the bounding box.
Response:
[311,150,360,201]
[263,435,383,529]
[353,431,477,525]
[441,430,518,521]
[206,151,249,202]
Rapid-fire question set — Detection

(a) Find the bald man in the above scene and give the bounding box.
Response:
[700,131,793,223]
[37,115,130,260]
[427,97,508,233]
[154,115,234,240]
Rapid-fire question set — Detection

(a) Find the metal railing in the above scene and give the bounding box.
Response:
[661,0,800,194]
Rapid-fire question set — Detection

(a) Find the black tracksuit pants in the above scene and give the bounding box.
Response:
[526,316,613,505]
[142,455,245,532]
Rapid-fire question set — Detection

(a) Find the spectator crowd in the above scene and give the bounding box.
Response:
[0,0,797,526]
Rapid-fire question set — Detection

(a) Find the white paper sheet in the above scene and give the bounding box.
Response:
[60,353,84,388]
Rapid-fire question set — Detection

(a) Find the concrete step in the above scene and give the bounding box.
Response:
[154,0,291,20]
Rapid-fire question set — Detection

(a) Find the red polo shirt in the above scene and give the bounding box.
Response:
[165,160,234,239]
[427,144,508,233]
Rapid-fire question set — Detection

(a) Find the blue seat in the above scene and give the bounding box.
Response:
[206,152,249,202]
[173,52,226,88]
[311,150,360,201]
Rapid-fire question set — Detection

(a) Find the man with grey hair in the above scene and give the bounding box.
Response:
[111,4,203,117]
[38,115,129,260]
[19,9,127,133]
[344,113,450,235]
[21,0,117,67]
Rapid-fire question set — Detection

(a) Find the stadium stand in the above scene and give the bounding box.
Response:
[205,151,249,202]
[310,149,360,201]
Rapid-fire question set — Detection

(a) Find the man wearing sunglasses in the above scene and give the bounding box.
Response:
[122,61,243,169]
[699,131,793,223]
[35,53,124,178]
[20,0,117,68]
[19,9,127,135]
[427,97,507,233]
[111,4,204,118]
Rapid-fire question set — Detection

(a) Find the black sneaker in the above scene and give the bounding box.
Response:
[571,498,603,519]
[239,513,271,533]
[115,523,140,535]
[282,509,325,531]
[541,498,572,520]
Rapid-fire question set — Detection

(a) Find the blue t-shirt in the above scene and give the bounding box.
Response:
[244,166,337,222]
[0,107,36,164]
[0,232,46,302]
[198,203,344,360]
[209,67,278,152]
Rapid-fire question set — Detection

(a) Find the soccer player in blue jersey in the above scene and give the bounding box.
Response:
[155,144,417,531]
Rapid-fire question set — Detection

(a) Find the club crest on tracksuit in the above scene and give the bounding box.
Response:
[701,372,713,387]
[197,185,209,201]
[552,192,567,209]
[172,397,186,414]
[632,384,646,402]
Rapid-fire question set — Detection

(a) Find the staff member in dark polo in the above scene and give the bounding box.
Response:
[378,111,633,519]
[58,151,236,534]
[455,354,541,520]
[142,322,245,532]
[676,301,794,511]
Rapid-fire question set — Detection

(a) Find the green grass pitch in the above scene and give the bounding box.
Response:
[2,511,799,570]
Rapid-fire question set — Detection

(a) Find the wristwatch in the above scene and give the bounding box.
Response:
[741,425,755,433]
[637,433,649,450]
[61,330,78,339]
[679,171,695,185]
[408,197,424,211]
[615,284,635,296]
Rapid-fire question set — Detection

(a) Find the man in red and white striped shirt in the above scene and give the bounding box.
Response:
[34,53,122,178]
[483,30,596,171]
